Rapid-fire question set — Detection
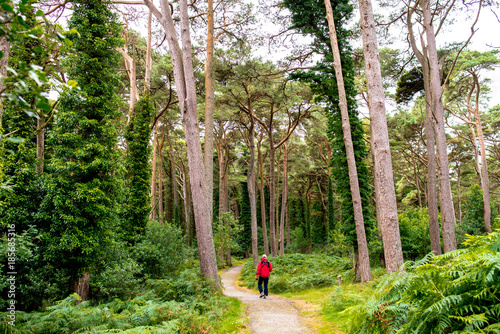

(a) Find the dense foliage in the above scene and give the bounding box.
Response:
[1,266,243,333]
[335,232,500,333]
[123,95,154,242]
[240,253,352,293]
[41,0,124,294]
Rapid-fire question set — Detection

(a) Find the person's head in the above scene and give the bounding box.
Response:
[262,254,267,259]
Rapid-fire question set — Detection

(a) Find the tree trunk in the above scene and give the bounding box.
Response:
[158,126,166,222]
[145,10,152,89]
[279,143,288,256]
[425,77,442,255]
[168,133,179,208]
[286,196,291,246]
[275,151,281,254]
[0,35,10,126]
[204,0,215,228]
[248,106,259,265]
[258,140,269,255]
[36,115,45,174]
[407,6,441,256]
[150,123,158,220]
[74,271,90,301]
[269,143,277,257]
[422,0,457,252]
[457,162,462,225]
[358,0,403,274]
[471,73,491,233]
[325,0,371,281]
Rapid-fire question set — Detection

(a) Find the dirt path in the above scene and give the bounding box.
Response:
[221,265,313,334]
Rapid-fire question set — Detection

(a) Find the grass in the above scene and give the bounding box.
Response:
[214,297,248,334]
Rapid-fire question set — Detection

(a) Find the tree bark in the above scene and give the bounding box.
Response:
[158,125,166,222]
[204,0,215,228]
[145,10,152,89]
[457,162,462,224]
[426,91,442,255]
[145,0,219,285]
[269,134,277,257]
[36,115,45,174]
[258,139,270,255]
[358,0,403,273]
[0,35,9,125]
[325,0,371,281]
[279,143,289,256]
[247,104,259,265]
[470,73,491,233]
[422,0,457,252]
[150,122,158,220]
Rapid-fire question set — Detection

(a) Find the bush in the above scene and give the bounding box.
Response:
[285,227,309,254]
[398,207,433,260]
[345,232,500,333]
[133,221,192,278]
[240,253,352,293]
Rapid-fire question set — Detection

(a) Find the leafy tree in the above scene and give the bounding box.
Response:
[43,0,123,299]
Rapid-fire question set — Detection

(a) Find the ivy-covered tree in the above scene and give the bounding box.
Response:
[283,0,375,262]
[44,0,123,300]
[123,95,154,242]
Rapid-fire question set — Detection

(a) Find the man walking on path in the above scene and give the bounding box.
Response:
[256,254,272,299]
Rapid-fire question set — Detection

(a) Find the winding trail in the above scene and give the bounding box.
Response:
[221,265,313,334]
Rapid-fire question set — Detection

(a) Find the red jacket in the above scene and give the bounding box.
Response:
[256,258,272,278]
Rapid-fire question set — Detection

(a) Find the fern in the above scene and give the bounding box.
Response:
[345,232,500,333]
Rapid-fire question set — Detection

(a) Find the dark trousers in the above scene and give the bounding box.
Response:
[258,276,269,296]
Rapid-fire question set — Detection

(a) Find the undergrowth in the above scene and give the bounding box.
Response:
[240,253,352,293]
[0,267,244,334]
[329,231,500,333]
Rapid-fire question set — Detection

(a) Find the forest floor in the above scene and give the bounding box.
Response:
[221,265,315,334]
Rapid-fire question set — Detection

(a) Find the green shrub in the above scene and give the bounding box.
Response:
[133,221,192,278]
[285,227,310,254]
[398,207,433,260]
[241,253,352,293]
[345,231,500,333]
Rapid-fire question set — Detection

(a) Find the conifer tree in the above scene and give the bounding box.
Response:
[283,0,374,261]
[45,0,123,299]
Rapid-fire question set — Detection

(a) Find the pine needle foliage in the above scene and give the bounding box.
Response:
[345,232,500,333]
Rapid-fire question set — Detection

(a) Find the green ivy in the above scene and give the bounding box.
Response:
[43,0,124,287]
[123,95,154,242]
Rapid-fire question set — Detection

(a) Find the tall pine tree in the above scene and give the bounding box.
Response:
[283,0,375,255]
